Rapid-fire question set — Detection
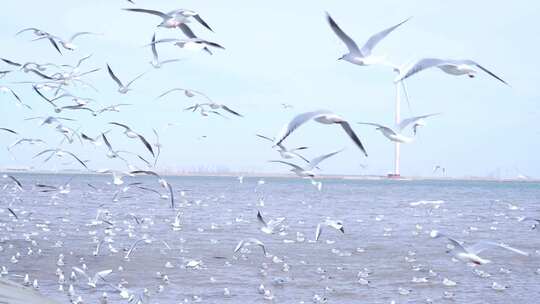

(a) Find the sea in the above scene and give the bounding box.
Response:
[0,173,539,303]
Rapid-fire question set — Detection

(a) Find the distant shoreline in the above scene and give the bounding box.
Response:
[1,169,537,183]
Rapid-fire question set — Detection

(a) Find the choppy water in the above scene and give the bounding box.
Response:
[0,173,539,303]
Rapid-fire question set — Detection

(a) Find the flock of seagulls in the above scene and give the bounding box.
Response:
[0,2,531,304]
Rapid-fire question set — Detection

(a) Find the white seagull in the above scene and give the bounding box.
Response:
[234,238,267,257]
[270,149,344,178]
[431,231,529,265]
[257,210,285,234]
[123,8,213,32]
[273,110,368,156]
[256,134,310,163]
[72,267,112,288]
[395,58,508,85]
[358,113,440,143]
[34,32,100,51]
[327,12,409,66]
[106,64,146,94]
[150,37,224,55]
[315,219,345,241]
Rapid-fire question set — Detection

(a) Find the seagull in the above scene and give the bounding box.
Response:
[16,27,63,54]
[109,122,155,157]
[149,33,181,68]
[8,138,46,150]
[123,8,213,33]
[198,103,242,117]
[274,110,368,156]
[395,58,508,85]
[152,129,161,167]
[519,217,540,230]
[358,113,440,143]
[149,38,225,55]
[124,238,151,259]
[433,165,446,175]
[431,231,529,265]
[106,64,146,94]
[129,170,174,208]
[33,32,100,51]
[315,219,345,241]
[1,86,31,109]
[234,238,267,257]
[72,267,112,288]
[256,134,310,163]
[158,87,210,100]
[270,149,344,178]
[33,149,89,169]
[25,116,75,126]
[326,12,409,67]
[93,104,131,116]
[257,210,285,234]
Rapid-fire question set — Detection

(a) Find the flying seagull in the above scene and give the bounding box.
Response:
[149,33,181,68]
[358,113,440,143]
[1,86,31,109]
[109,122,155,157]
[257,210,285,234]
[395,58,508,85]
[327,12,409,66]
[72,267,112,288]
[270,149,344,178]
[315,219,345,241]
[234,238,267,257]
[34,32,100,50]
[106,64,146,94]
[149,37,224,55]
[431,231,528,265]
[274,110,368,156]
[33,149,89,170]
[123,8,213,32]
[256,134,310,164]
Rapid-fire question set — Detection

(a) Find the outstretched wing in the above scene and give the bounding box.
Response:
[360,18,410,56]
[397,113,441,131]
[106,64,123,87]
[273,110,332,147]
[326,12,361,55]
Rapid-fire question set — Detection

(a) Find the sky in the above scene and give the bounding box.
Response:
[0,0,538,178]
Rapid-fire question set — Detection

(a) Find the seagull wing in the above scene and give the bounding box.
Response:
[268,160,305,172]
[137,134,155,157]
[0,127,17,134]
[326,13,361,55]
[397,113,441,131]
[395,58,448,82]
[256,134,274,142]
[106,64,124,88]
[94,269,113,282]
[193,14,213,32]
[315,223,322,241]
[69,32,98,42]
[123,8,169,19]
[234,240,244,253]
[339,121,368,156]
[151,33,158,61]
[64,151,89,169]
[307,149,344,170]
[221,105,242,117]
[273,110,332,147]
[460,60,509,85]
[178,23,197,39]
[257,210,267,228]
[360,18,410,56]
[126,72,146,88]
[467,241,529,256]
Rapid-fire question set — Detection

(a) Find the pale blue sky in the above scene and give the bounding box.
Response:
[0,0,538,178]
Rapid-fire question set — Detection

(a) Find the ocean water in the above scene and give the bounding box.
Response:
[0,173,539,303]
